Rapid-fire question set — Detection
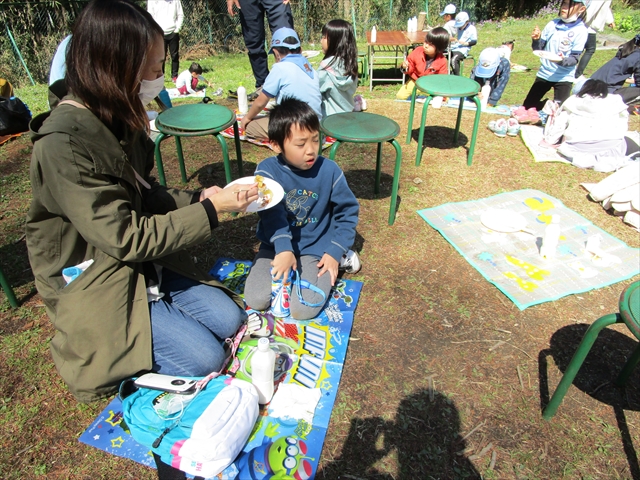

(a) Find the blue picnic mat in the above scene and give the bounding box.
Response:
[79,258,363,479]
[418,190,640,310]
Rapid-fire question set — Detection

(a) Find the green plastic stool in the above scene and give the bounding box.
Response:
[406,74,481,166]
[357,51,369,83]
[320,112,402,226]
[154,103,244,186]
[543,281,640,420]
[0,265,19,308]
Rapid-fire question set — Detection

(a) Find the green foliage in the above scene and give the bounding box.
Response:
[614,11,640,32]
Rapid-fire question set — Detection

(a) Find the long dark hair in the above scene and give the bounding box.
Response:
[617,34,640,59]
[577,79,609,98]
[321,19,358,80]
[65,0,163,133]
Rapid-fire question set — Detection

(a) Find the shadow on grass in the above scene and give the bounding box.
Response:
[410,125,470,150]
[539,324,640,479]
[0,239,35,309]
[317,389,482,479]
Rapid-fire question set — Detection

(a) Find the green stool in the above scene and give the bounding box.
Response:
[321,112,402,226]
[357,50,369,83]
[0,265,19,308]
[406,74,481,166]
[459,55,476,76]
[154,103,244,186]
[543,281,640,420]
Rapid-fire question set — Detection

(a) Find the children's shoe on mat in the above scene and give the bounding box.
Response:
[339,250,361,274]
[527,108,541,125]
[512,106,530,124]
[506,118,520,136]
[488,118,508,137]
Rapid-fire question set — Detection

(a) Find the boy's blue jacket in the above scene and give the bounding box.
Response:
[254,155,359,262]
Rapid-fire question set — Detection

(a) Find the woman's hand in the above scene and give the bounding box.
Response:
[317,254,339,286]
[204,183,259,213]
[271,252,296,281]
[532,25,541,40]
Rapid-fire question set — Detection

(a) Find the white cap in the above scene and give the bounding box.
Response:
[475,48,501,78]
[454,11,470,28]
[440,4,456,16]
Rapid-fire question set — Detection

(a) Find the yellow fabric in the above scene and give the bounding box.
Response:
[0,78,14,98]
[396,79,416,100]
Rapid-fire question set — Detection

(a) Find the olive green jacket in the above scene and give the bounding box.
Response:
[26,87,241,402]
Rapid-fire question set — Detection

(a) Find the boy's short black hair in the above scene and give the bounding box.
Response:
[273,36,302,56]
[425,27,450,54]
[268,97,320,151]
[189,62,203,74]
[578,79,609,99]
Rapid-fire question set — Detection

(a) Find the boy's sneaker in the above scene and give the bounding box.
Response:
[506,118,520,136]
[488,118,507,137]
[339,250,361,274]
[247,87,262,102]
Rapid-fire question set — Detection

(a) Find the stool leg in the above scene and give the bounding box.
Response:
[453,98,464,144]
[175,136,188,184]
[328,140,342,160]
[214,134,233,185]
[406,84,418,144]
[388,139,402,226]
[543,313,621,420]
[375,142,382,194]
[415,96,432,166]
[0,266,19,308]
[616,342,640,387]
[232,122,244,177]
[154,133,167,187]
[467,95,482,166]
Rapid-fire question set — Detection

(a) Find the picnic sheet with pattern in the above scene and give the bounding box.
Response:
[79,258,362,479]
[417,189,640,310]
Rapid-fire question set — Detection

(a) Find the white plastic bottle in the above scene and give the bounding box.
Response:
[540,214,561,259]
[480,83,491,110]
[251,338,276,404]
[371,25,377,43]
[407,18,412,32]
[237,85,248,114]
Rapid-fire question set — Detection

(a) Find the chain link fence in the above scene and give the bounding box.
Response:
[1,0,483,88]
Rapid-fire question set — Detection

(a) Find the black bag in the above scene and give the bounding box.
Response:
[0,97,32,135]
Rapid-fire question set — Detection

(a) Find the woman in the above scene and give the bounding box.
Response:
[545,79,632,171]
[26,0,258,403]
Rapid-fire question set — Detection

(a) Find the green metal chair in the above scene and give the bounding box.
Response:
[357,50,369,84]
[543,280,640,420]
[154,103,244,186]
[459,55,476,76]
[0,265,19,308]
[320,112,402,226]
[406,74,482,167]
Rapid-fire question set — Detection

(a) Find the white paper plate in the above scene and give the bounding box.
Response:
[480,209,534,235]
[225,176,284,212]
[533,50,562,62]
[302,50,320,58]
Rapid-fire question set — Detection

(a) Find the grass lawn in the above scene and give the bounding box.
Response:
[2,12,639,479]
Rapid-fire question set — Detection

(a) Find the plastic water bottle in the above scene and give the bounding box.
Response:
[540,215,561,259]
[237,85,248,114]
[407,18,412,32]
[251,338,276,405]
[371,25,377,43]
[480,83,491,110]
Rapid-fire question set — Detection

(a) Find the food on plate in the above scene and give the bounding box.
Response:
[255,175,273,208]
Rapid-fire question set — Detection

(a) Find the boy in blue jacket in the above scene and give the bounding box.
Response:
[244,98,360,320]
[523,0,589,110]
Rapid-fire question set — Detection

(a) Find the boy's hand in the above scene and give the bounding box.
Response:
[227,0,240,15]
[401,59,409,70]
[240,115,251,131]
[532,26,541,40]
[317,254,339,286]
[271,252,296,282]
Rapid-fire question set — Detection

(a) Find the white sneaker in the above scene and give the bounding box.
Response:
[339,250,361,274]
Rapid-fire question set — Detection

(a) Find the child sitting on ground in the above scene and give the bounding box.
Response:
[241,27,322,141]
[591,34,640,109]
[396,27,449,100]
[450,12,477,76]
[244,98,360,321]
[470,47,511,106]
[318,19,359,116]
[175,62,211,95]
[522,0,588,110]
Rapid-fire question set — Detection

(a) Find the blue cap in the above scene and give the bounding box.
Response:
[440,4,456,16]
[269,27,301,54]
[454,11,469,28]
[475,48,500,78]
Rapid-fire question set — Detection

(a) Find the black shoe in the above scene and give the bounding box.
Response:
[247,88,262,102]
[228,89,238,99]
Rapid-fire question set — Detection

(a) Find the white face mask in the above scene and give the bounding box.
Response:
[138,75,165,106]
[560,13,580,23]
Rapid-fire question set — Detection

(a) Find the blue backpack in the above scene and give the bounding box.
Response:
[120,375,259,478]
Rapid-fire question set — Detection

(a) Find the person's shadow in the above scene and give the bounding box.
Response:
[317,389,481,479]
[539,324,640,479]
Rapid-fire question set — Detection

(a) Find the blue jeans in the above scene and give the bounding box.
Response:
[149,270,246,376]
